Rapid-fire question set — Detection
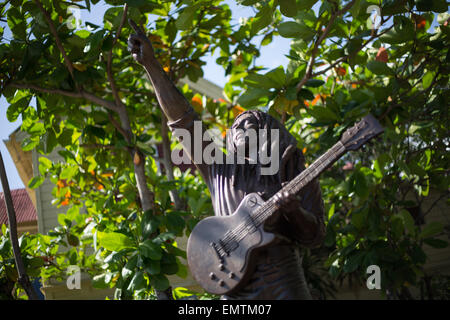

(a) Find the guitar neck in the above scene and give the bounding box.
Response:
[252,141,346,225]
[280,141,346,196]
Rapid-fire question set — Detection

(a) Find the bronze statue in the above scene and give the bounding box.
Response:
[128,20,326,300]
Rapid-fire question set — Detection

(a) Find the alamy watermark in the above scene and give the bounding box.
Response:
[366,265,381,290]
[366,5,382,31]
[66,265,81,290]
[171,121,280,175]
[66,5,82,30]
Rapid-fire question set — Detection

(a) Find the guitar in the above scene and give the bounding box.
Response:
[186,114,384,295]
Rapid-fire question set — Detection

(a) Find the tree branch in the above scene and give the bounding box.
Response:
[9,82,119,112]
[33,0,77,88]
[107,112,131,142]
[0,151,39,300]
[296,0,356,93]
[297,11,395,94]
[311,22,394,79]
[107,4,128,109]
[80,143,120,150]
[160,113,182,210]
[423,191,450,217]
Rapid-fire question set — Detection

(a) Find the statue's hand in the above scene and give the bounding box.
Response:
[128,19,155,65]
[273,190,319,243]
[274,190,303,214]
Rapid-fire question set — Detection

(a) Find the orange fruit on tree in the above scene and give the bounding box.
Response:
[335,66,346,76]
[376,47,388,63]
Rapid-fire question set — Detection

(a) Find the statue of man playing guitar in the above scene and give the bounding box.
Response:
[128,19,326,300]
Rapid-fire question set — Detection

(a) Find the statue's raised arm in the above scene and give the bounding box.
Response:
[128,19,211,178]
[128,19,192,122]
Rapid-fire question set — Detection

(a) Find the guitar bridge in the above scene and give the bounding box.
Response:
[210,242,225,262]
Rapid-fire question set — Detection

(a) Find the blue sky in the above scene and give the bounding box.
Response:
[0,1,292,191]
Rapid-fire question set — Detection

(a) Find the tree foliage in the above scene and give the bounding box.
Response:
[0,0,449,299]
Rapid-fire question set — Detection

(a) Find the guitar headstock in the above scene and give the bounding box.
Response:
[340,114,384,151]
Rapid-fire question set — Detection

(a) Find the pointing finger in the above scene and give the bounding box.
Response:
[128,18,144,35]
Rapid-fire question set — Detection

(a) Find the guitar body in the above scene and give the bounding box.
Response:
[187,193,276,295]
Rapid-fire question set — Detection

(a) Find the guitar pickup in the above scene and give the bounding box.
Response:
[210,242,225,262]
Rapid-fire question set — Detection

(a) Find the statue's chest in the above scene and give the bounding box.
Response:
[209,164,280,217]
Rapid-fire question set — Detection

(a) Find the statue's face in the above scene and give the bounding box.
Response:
[232,115,259,150]
[229,115,261,162]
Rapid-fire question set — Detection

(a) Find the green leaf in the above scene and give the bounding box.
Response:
[279,0,297,17]
[176,259,188,278]
[7,7,26,40]
[136,141,154,156]
[66,205,80,221]
[398,210,416,235]
[92,274,110,289]
[98,231,136,252]
[410,245,426,264]
[42,129,58,154]
[127,271,146,291]
[58,129,74,147]
[165,241,186,259]
[351,207,368,229]
[173,286,195,299]
[343,252,365,273]
[150,274,169,291]
[60,166,78,180]
[238,0,259,5]
[382,0,409,15]
[21,137,40,152]
[298,88,315,100]
[139,239,162,260]
[250,5,273,35]
[58,150,76,162]
[307,106,340,123]
[416,0,448,12]
[58,213,71,227]
[28,176,45,189]
[354,171,368,199]
[164,213,185,234]
[7,96,30,122]
[431,0,448,13]
[390,215,405,239]
[39,157,52,172]
[122,255,138,279]
[304,79,325,87]
[141,212,160,239]
[265,66,286,88]
[144,260,161,275]
[379,18,414,44]
[237,87,269,107]
[419,222,444,239]
[422,71,435,89]
[296,0,317,11]
[244,73,276,89]
[75,30,91,38]
[423,238,448,249]
[278,21,315,41]
[27,122,45,135]
[175,4,200,30]
[366,61,394,75]
[67,233,80,247]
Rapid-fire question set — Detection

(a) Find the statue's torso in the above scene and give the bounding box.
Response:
[206,163,312,300]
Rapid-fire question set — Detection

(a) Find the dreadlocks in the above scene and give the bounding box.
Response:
[225,110,306,191]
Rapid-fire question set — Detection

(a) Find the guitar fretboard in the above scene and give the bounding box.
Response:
[252,141,346,226]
